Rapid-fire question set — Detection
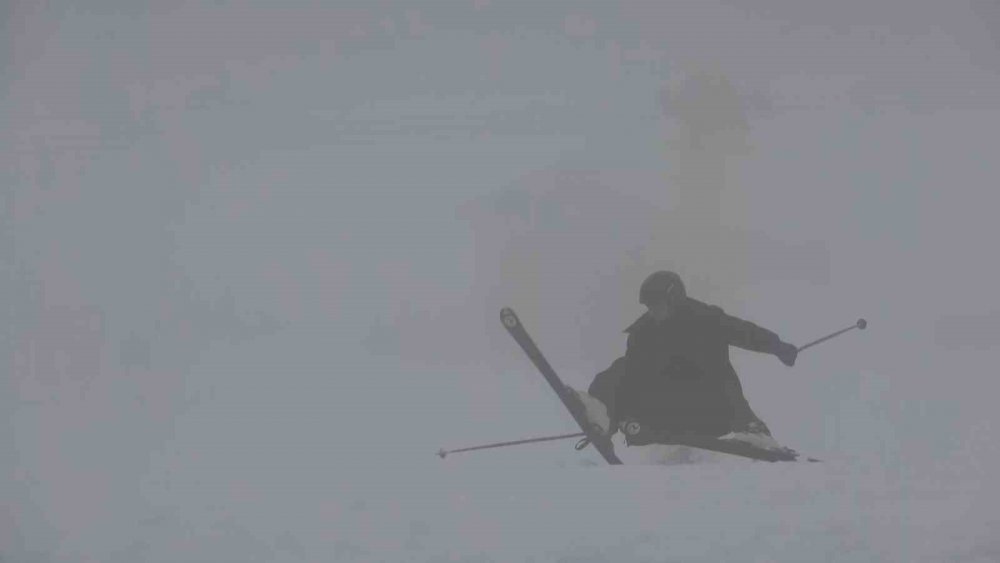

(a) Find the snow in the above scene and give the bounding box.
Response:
[5,328,999,562]
[47,446,994,563]
[8,371,997,563]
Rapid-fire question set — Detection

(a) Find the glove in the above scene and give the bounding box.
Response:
[565,386,614,436]
[775,341,798,367]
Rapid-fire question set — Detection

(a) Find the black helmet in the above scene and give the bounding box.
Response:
[639,271,686,306]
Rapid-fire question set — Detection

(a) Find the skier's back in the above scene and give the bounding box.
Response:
[590,271,798,440]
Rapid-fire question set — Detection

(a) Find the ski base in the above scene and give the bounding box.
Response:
[626,430,808,462]
[501,307,622,465]
[619,417,811,462]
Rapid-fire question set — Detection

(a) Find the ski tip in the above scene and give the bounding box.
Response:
[500,308,519,328]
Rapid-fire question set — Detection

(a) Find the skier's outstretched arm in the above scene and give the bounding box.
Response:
[712,307,798,366]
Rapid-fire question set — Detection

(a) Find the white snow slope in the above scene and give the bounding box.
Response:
[158,453,996,562]
[7,380,998,563]
[42,449,1000,562]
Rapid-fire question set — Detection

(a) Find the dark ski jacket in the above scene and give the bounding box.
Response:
[589,298,782,437]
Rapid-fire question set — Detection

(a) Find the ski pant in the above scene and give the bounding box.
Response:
[588,357,769,437]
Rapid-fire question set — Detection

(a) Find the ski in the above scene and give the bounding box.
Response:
[622,422,814,462]
[658,434,801,462]
[500,307,623,465]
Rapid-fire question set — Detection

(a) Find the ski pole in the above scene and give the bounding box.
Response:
[797,318,867,353]
[437,432,586,459]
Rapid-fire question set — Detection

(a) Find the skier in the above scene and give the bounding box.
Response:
[586,271,799,444]
[445,275,863,463]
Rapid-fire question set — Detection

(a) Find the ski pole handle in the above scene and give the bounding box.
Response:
[797,318,867,353]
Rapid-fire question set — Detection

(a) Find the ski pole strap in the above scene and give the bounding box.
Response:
[438,432,587,459]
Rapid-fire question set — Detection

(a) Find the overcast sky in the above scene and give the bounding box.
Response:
[3,1,1000,558]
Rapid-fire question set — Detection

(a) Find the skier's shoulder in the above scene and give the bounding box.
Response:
[623,299,727,333]
[623,313,652,334]
[683,298,727,320]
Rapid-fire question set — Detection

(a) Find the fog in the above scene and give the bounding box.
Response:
[3,1,999,560]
